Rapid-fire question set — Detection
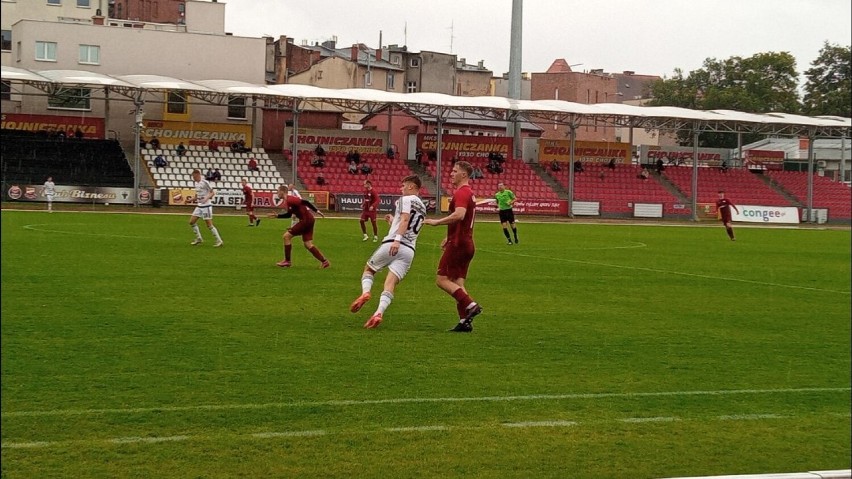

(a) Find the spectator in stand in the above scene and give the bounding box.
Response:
[311,155,325,168]
[236,139,249,153]
[316,172,327,186]
[150,136,161,149]
[140,136,148,150]
[352,150,361,164]
[573,160,585,173]
[360,161,373,175]
[205,168,216,181]
[721,160,729,172]
[608,158,617,170]
[427,150,437,163]
[348,160,359,175]
[74,127,84,139]
[247,157,259,171]
[638,168,650,180]
[208,138,219,152]
[154,154,168,168]
[211,168,222,182]
[176,142,187,157]
[314,144,326,160]
[550,160,561,172]
[386,146,396,159]
[655,158,665,173]
[599,170,606,181]
[415,149,424,165]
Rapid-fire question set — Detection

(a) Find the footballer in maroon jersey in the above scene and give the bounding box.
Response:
[241,178,259,227]
[268,185,329,268]
[715,190,739,241]
[360,180,380,242]
[424,161,482,332]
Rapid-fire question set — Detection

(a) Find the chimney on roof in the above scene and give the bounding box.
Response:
[623,70,634,75]
[375,47,382,62]
[478,60,484,68]
[351,45,359,62]
[92,13,105,25]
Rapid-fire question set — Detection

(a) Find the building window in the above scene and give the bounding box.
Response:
[409,58,420,68]
[78,44,100,64]
[1,81,11,101]
[406,81,417,93]
[47,0,61,4]
[48,87,91,110]
[227,95,247,119]
[1,30,11,52]
[35,41,57,61]
[386,73,395,90]
[77,0,90,6]
[167,91,187,114]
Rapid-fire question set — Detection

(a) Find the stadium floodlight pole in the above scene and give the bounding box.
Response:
[567,123,576,218]
[806,131,815,223]
[736,132,743,168]
[840,136,847,184]
[132,95,144,207]
[435,110,445,209]
[291,107,300,187]
[691,124,699,222]
[507,0,523,160]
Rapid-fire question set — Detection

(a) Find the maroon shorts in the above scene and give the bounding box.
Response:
[360,210,377,222]
[245,202,254,213]
[288,217,315,241]
[719,212,732,224]
[437,241,475,280]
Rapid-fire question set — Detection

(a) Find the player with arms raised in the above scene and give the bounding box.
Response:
[350,175,427,329]
[424,161,482,332]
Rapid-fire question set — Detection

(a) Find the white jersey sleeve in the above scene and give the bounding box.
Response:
[382,195,427,250]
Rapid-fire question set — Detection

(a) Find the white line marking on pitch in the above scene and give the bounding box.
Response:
[3,387,848,418]
[619,417,680,423]
[386,425,450,432]
[487,249,851,295]
[502,420,577,428]
[718,414,784,420]
[251,430,326,438]
[108,435,189,444]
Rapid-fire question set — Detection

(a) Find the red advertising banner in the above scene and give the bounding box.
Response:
[284,128,387,154]
[744,149,784,170]
[538,140,631,164]
[1,113,105,138]
[417,134,512,162]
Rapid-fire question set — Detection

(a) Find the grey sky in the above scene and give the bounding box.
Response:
[223,0,851,80]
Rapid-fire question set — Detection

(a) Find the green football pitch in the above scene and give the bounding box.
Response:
[1,209,850,479]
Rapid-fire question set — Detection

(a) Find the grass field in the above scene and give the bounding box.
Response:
[1,208,850,479]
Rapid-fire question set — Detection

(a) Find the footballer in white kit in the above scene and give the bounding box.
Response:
[43,176,55,212]
[188,169,224,247]
[350,175,427,329]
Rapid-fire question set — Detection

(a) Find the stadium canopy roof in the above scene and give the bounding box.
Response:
[3,65,850,138]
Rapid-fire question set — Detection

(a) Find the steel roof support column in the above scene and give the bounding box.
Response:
[691,125,699,221]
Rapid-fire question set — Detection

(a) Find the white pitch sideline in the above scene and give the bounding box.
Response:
[661,469,850,479]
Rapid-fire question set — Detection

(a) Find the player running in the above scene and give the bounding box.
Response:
[241,177,260,227]
[189,169,224,247]
[716,190,740,241]
[350,175,427,329]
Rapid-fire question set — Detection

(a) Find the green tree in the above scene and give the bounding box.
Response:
[649,52,801,148]
[802,42,852,117]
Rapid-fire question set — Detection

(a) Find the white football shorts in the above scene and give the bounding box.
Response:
[192,205,213,220]
[366,242,416,281]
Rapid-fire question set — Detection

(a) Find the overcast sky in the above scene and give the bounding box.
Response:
[222,0,851,80]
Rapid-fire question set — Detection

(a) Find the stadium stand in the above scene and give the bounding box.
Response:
[296,150,428,196]
[663,166,792,206]
[547,163,687,215]
[1,129,133,187]
[427,157,561,200]
[144,144,281,190]
[766,170,852,219]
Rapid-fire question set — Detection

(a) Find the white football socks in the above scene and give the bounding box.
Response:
[361,273,374,294]
[377,291,394,314]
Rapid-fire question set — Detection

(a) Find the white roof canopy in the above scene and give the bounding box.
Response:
[3,65,850,137]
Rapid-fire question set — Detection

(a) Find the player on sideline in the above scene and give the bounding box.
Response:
[268,185,330,269]
[189,169,224,247]
[360,180,380,242]
[241,177,260,227]
[716,190,740,241]
[350,175,427,329]
[424,161,482,333]
[43,176,55,213]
